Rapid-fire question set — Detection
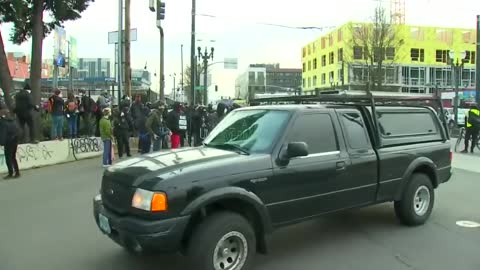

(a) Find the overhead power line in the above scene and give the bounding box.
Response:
[196,13,336,31]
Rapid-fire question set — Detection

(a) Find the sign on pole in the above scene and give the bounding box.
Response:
[224,58,238,69]
[108,29,138,44]
[70,37,78,68]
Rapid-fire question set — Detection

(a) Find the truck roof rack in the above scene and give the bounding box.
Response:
[250,90,449,145]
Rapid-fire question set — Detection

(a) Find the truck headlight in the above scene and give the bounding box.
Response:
[131,188,168,212]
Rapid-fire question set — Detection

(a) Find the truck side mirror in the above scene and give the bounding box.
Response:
[286,142,309,158]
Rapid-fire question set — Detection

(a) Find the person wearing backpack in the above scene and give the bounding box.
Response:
[48,89,65,140]
[0,103,20,179]
[66,93,79,139]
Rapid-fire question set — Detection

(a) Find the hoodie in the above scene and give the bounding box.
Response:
[166,102,187,134]
[0,115,19,146]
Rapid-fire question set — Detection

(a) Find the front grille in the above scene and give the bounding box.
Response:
[101,175,135,215]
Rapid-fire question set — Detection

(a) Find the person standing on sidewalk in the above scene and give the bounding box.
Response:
[166,102,187,149]
[65,92,79,139]
[99,108,114,167]
[462,104,480,154]
[146,102,170,152]
[48,89,65,140]
[13,84,37,143]
[0,104,20,179]
[113,106,132,158]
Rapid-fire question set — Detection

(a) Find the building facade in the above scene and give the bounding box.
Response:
[74,58,112,79]
[301,22,477,96]
[235,64,302,100]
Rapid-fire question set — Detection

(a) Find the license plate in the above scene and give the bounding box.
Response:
[98,213,111,234]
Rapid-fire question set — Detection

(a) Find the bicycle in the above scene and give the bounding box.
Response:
[454,127,480,152]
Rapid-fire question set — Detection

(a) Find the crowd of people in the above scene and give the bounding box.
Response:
[99,95,238,167]
[0,83,242,175]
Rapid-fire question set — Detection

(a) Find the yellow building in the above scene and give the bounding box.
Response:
[301,22,477,95]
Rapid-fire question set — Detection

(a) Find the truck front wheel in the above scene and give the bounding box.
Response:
[394,173,435,226]
[187,211,256,270]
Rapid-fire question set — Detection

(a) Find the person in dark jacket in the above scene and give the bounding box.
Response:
[166,102,187,149]
[79,90,95,136]
[131,94,145,134]
[113,106,133,158]
[49,89,65,140]
[207,102,226,133]
[137,106,151,154]
[13,84,37,143]
[0,105,20,179]
[146,102,170,152]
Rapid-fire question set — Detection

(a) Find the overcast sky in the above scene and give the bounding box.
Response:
[1,0,478,98]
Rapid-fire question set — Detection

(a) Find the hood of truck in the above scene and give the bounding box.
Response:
[103,147,270,187]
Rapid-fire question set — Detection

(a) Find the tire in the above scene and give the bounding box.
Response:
[187,211,256,270]
[394,173,435,226]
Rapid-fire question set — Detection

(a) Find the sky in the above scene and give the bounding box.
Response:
[1,0,478,99]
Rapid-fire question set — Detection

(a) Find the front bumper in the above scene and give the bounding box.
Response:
[93,194,190,253]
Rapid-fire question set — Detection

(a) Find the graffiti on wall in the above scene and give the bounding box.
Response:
[0,143,56,167]
[70,137,103,160]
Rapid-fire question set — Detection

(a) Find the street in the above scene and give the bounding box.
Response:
[1,156,479,270]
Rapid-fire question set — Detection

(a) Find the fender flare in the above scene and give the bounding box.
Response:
[181,186,273,234]
[395,157,439,200]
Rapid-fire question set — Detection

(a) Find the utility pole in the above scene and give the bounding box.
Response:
[68,40,73,93]
[476,15,480,105]
[198,46,214,105]
[190,0,196,105]
[156,0,166,101]
[449,50,467,125]
[124,0,131,98]
[170,73,176,101]
[117,0,124,106]
[181,44,184,102]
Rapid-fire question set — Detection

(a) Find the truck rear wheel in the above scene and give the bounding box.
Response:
[394,173,435,226]
[187,211,256,270]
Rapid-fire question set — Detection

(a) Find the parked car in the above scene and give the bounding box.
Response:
[444,107,469,129]
[93,95,452,270]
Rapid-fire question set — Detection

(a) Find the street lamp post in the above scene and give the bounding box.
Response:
[448,50,468,125]
[198,46,214,105]
[170,73,176,101]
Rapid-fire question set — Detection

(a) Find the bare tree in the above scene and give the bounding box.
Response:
[349,6,404,92]
[183,64,203,104]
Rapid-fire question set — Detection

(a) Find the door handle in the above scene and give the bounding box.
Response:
[336,161,346,170]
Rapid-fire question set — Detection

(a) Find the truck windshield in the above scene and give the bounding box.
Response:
[204,110,291,154]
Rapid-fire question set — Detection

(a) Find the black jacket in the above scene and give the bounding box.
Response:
[113,110,133,135]
[0,116,19,146]
[14,90,34,117]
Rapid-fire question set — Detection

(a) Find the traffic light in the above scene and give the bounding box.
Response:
[215,85,218,92]
[149,0,155,12]
[157,0,165,20]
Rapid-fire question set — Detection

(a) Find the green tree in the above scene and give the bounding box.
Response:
[0,0,94,137]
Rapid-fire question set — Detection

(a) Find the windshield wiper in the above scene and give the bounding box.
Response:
[204,143,250,155]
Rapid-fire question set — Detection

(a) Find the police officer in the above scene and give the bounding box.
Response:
[462,104,480,153]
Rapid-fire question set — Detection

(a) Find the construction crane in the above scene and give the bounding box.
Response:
[390,0,406,24]
[373,0,406,24]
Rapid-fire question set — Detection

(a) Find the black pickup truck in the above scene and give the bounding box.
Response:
[93,95,452,270]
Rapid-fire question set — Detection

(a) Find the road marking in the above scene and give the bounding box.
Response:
[456,220,480,228]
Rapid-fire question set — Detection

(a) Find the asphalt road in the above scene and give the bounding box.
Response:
[1,157,480,270]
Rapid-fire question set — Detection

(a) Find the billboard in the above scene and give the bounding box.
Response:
[70,37,78,68]
[53,26,67,67]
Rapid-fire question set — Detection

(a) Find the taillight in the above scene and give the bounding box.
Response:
[449,151,453,161]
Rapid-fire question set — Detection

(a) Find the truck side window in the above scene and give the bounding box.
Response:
[340,112,370,149]
[377,111,437,137]
[288,114,338,154]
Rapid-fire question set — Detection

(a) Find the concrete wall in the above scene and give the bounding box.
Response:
[0,137,104,174]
